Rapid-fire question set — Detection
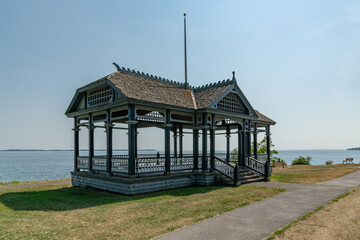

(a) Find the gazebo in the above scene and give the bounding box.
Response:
[65,63,276,195]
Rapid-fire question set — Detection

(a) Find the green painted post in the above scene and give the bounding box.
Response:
[226,125,230,162]
[134,125,138,158]
[128,104,136,176]
[106,109,113,175]
[202,112,208,171]
[173,125,177,157]
[254,123,258,160]
[266,125,271,181]
[73,117,80,172]
[237,124,241,166]
[247,121,251,157]
[193,114,199,170]
[165,109,171,173]
[234,164,240,186]
[210,114,215,169]
[179,124,183,158]
[241,119,246,166]
[88,113,94,173]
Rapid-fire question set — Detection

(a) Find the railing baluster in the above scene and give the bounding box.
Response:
[244,155,266,175]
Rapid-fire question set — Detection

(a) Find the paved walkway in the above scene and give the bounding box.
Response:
[156,170,360,240]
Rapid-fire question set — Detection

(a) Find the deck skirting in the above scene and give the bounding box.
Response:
[71,171,216,195]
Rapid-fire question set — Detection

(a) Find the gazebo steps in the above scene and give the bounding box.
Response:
[215,168,265,186]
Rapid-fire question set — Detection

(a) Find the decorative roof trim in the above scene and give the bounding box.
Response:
[112,62,185,87]
[193,78,236,92]
[112,62,236,92]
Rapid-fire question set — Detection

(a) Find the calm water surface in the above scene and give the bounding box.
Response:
[0,149,359,183]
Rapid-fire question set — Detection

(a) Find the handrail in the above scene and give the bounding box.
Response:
[214,157,235,181]
[245,155,266,175]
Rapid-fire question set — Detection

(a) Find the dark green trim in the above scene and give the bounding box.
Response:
[88,113,94,172]
[202,112,208,171]
[193,113,199,170]
[237,124,242,165]
[165,109,171,173]
[106,109,112,175]
[128,104,136,176]
[74,117,79,172]
[254,123,258,160]
[226,125,230,162]
[210,114,215,169]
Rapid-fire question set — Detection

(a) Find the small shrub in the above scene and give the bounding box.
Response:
[292,156,312,165]
[271,157,286,164]
[325,160,333,165]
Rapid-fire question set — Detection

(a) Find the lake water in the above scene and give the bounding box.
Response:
[0,149,359,183]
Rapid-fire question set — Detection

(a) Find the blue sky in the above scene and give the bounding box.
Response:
[0,0,359,150]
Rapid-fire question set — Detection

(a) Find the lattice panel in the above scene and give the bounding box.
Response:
[217,93,246,114]
[137,110,165,123]
[87,86,113,107]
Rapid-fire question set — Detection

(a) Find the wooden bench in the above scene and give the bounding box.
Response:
[271,162,287,169]
[343,158,353,164]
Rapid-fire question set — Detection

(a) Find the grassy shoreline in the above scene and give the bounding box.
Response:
[271,164,359,184]
[0,178,71,186]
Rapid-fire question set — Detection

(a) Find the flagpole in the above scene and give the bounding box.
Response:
[184,13,188,89]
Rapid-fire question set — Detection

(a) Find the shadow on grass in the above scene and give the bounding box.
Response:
[0,185,226,212]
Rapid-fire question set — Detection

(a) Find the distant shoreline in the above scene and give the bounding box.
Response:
[0,149,157,152]
[347,147,360,150]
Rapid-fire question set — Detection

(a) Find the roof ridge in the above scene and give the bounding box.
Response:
[193,78,235,92]
[113,62,185,87]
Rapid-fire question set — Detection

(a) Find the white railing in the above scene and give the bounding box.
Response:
[215,153,238,163]
[92,156,106,171]
[170,156,194,171]
[136,157,165,174]
[77,156,89,169]
[111,156,128,173]
[245,155,266,175]
[214,157,235,180]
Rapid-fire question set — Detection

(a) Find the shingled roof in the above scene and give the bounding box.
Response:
[254,110,276,124]
[193,81,234,109]
[69,65,275,124]
[107,71,196,109]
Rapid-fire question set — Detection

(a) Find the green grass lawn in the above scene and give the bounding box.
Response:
[0,183,284,240]
[271,164,359,184]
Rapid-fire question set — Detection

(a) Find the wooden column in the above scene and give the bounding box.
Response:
[247,121,252,157]
[88,113,94,173]
[128,104,136,176]
[179,124,183,158]
[193,114,199,170]
[226,125,230,162]
[241,119,246,166]
[254,123,258,160]
[73,117,80,172]
[173,125,177,157]
[237,124,241,166]
[266,126,271,163]
[202,113,208,171]
[210,114,215,169]
[265,125,271,182]
[134,125,138,158]
[106,109,113,175]
[165,109,171,174]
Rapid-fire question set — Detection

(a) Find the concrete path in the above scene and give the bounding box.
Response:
[156,170,360,240]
